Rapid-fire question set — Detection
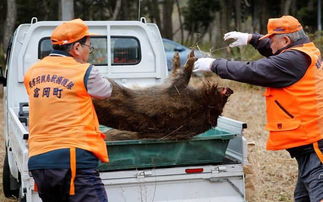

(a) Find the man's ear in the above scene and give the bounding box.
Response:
[69,42,81,57]
[284,36,292,46]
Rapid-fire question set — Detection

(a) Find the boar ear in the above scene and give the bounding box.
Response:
[220,87,234,96]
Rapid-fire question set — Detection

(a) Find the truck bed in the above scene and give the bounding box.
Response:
[7,105,247,202]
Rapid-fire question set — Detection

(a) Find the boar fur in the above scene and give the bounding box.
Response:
[93,51,233,140]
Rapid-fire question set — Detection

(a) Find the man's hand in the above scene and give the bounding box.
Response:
[224,31,250,47]
[193,58,215,72]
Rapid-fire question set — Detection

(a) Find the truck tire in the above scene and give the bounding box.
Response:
[3,150,19,198]
[19,197,27,202]
[19,195,26,202]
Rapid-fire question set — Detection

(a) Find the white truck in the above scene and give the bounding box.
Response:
[0,18,248,202]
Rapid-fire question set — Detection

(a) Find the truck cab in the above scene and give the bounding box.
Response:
[1,18,247,202]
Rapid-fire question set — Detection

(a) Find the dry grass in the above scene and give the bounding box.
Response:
[0,78,297,202]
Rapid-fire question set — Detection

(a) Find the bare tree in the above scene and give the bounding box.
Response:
[61,0,74,20]
[175,0,184,43]
[3,0,16,52]
[259,0,269,34]
[219,0,233,45]
[290,0,297,16]
[162,0,174,39]
[281,0,293,15]
[112,0,122,20]
[146,0,162,29]
[251,0,268,33]
[234,0,241,30]
[42,0,52,20]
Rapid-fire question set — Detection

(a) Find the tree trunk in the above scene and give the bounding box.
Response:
[251,0,260,32]
[259,0,268,34]
[61,0,74,20]
[219,0,232,47]
[252,0,268,33]
[214,11,222,50]
[121,0,130,19]
[112,0,122,20]
[235,0,241,30]
[185,29,193,45]
[147,0,162,29]
[42,0,51,20]
[290,0,297,16]
[251,0,269,34]
[162,0,174,39]
[281,0,293,15]
[175,0,184,44]
[3,0,16,52]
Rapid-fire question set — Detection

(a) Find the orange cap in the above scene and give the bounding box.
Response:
[51,18,97,45]
[259,15,303,40]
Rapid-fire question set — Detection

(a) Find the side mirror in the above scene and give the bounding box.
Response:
[0,66,7,86]
[174,46,185,52]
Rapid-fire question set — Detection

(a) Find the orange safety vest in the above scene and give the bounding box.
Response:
[264,42,323,151]
[24,56,109,194]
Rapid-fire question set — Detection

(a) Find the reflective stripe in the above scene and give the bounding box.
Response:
[313,142,323,163]
[69,147,76,195]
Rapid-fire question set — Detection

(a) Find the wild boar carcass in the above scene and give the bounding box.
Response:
[93,51,233,140]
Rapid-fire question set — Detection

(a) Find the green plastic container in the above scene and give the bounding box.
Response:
[98,127,236,171]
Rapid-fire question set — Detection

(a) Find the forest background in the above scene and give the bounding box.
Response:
[1,0,323,66]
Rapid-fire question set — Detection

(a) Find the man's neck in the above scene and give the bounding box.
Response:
[276,37,311,55]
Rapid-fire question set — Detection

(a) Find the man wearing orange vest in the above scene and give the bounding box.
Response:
[24,19,112,202]
[194,15,323,202]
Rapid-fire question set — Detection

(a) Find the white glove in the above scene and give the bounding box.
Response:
[224,31,249,47]
[193,58,215,72]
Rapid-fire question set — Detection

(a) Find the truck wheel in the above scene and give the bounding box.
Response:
[19,195,26,202]
[3,150,19,198]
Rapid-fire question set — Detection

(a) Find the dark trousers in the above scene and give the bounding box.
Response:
[30,168,108,202]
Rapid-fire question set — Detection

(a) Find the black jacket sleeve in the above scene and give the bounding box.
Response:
[210,50,311,88]
[249,33,273,57]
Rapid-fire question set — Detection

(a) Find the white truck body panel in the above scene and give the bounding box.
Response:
[2,19,246,202]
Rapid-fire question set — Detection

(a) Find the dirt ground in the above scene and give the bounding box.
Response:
[0,79,297,202]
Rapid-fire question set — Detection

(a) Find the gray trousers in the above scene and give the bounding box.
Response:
[294,152,323,202]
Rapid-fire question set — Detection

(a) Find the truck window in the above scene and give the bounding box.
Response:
[38,38,53,59]
[89,37,107,65]
[111,37,141,65]
[38,37,108,65]
[38,36,141,66]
